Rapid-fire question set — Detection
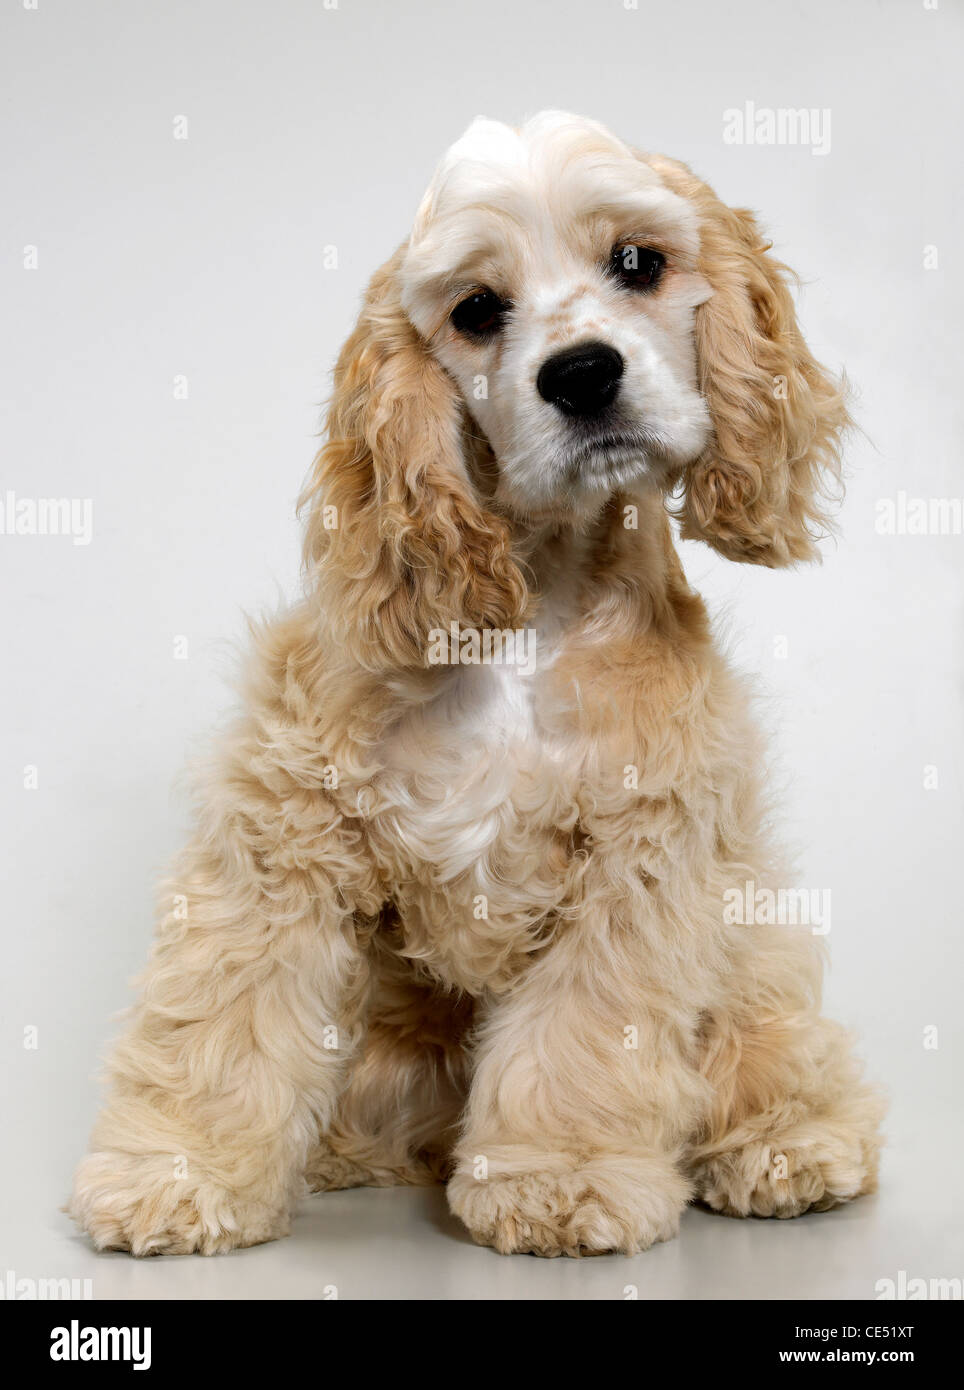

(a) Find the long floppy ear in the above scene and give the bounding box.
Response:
[649,156,850,567]
[299,246,528,670]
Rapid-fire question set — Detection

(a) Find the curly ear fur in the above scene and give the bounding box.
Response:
[299,247,528,670]
[650,156,850,567]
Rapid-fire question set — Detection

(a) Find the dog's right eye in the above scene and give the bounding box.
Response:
[451,289,508,338]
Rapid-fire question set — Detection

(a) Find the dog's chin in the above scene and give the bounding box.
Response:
[568,442,657,493]
[495,441,667,525]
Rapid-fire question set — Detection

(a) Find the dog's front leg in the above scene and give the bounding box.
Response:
[447,898,706,1257]
[69,809,375,1256]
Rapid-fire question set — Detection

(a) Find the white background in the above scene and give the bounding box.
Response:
[1,0,961,1299]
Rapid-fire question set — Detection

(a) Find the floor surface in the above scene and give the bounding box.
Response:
[4,1125,957,1301]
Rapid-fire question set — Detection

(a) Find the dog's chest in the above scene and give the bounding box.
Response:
[380,657,579,867]
[372,657,586,993]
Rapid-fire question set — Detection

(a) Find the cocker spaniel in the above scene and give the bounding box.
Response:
[70,112,884,1258]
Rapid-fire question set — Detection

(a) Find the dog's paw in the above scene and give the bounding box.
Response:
[447,1153,689,1257]
[694,1129,880,1219]
[304,1143,439,1192]
[68,1151,289,1256]
[305,1149,375,1193]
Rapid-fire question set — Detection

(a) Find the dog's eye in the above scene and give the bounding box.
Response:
[610,245,665,290]
[451,289,508,338]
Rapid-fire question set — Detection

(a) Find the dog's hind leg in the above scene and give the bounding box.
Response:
[68,673,386,1255]
[306,938,473,1191]
[687,925,885,1218]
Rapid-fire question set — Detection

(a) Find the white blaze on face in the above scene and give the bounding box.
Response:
[401,111,713,518]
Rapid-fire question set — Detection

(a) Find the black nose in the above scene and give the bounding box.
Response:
[536,341,624,417]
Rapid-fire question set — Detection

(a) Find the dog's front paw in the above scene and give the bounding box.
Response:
[68,1151,289,1256]
[694,1128,880,1219]
[448,1152,689,1256]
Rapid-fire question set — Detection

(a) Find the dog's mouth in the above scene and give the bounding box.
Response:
[492,423,677,520]
[563,430,663,491]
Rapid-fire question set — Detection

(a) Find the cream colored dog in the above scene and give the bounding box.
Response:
[70,112,883,1258]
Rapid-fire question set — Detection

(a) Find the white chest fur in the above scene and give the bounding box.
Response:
[370,532,595,992]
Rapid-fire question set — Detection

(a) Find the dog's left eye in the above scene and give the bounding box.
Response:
[610,245,665,290]
[451,289,508,338]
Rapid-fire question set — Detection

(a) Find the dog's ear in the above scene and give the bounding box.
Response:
[649,156,850,567]
[300,247,528,670]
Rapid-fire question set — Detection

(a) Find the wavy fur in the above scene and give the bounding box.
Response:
[70,113,882,1259]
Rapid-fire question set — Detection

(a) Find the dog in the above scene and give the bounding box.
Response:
[70,111,884,1257]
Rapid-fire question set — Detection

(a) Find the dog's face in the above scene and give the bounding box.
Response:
[305,110,848,668]
[401,112,714,519]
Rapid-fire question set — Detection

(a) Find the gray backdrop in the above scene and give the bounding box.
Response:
[2,0,961,1299]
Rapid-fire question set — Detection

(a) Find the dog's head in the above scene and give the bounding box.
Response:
[303,112,849,667]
